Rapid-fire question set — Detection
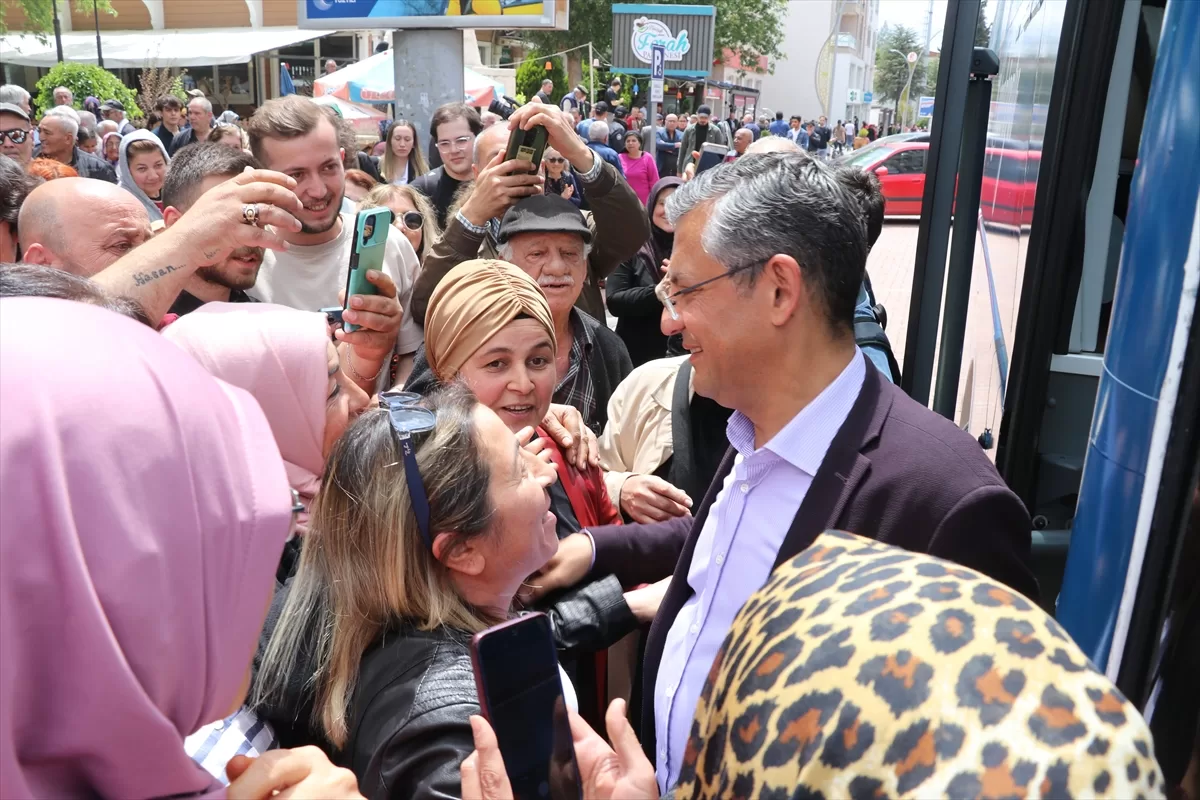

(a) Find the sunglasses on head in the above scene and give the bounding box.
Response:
[380,391,436,550]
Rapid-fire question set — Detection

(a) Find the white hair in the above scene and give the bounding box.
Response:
[53,85,72,99]
[189,96,213,114]
[587,120,609,143]
[0,85,31,106]
[497,239,592,262]
[45,106,80,138]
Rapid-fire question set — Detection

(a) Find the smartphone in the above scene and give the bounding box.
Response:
[696,142,730,174]
[342,207,393,333]
[320,306,344,328]
[470,613,581,800]
[505,124,549,172]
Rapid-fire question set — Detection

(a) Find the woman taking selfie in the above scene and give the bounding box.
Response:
[380,119,428,186]
[117,129,170,221]
[606,177,681,366]
[0,298,361,800]
[618,130,659,206]
[360,183,441,261]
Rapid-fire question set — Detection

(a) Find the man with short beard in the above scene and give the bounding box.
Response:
[244,95,421,389]
[160,143,265,316]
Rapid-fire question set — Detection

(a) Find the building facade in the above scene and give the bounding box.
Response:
[758,0,880,124]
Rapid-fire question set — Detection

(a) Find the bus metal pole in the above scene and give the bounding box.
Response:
[932,56,996,419]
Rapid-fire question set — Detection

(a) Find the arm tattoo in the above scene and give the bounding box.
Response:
[132,264,180,287]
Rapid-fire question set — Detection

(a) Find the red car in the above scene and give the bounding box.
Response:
[839,140,1040,225]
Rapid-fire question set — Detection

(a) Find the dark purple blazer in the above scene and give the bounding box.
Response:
[585,354,1038,760]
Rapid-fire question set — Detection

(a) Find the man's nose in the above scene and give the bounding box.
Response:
[661,305,684,336]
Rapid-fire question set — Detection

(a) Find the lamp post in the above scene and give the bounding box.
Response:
[93,0,104,67]
[889,48,918,130]
[51,0,64,63]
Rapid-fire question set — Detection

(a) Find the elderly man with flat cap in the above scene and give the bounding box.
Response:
[407,190,633,435]
[411,102,649,326]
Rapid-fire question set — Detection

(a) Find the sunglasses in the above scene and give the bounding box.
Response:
[0,129,29,145]
[395,211,423,231]
[380,391,436,550]
[545,156,565,164]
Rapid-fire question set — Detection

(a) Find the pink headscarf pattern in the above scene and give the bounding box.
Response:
[0,298,291,798]
[162,303,330,516]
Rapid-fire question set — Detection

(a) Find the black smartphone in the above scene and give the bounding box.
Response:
[470,613,581,800]
[505,124,549,172]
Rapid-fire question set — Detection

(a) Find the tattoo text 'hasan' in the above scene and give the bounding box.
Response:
[132,265,179,287]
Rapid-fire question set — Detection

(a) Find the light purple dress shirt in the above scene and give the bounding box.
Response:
[653,349,866,791]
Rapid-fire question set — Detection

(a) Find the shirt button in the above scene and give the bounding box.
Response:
[715,553,725,566]
[740,483,749,494]
[690,623,699,634]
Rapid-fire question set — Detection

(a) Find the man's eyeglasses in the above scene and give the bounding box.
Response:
[396,211,423,231]
[0,129,29,145]
[435,135,475,152]
[655,263,757,321]
[380,391,437,550]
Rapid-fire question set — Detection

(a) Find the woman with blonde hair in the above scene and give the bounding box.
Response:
[359,182,440,260]
[380,119,428,186]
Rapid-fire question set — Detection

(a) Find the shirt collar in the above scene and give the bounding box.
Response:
[569,308,596,356]
[726,348,867,476]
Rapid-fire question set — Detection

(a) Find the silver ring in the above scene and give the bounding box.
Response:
[241,204,260,227]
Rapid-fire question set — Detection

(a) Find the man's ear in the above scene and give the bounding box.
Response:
[162,206,183,228]
[765,254,805,327]
[432,532,485,577]
[20,242,58,268]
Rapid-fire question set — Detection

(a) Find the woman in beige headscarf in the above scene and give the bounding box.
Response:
[425,259,666,727]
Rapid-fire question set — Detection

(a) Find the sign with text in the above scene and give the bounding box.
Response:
[918,95,936,117]
[299,0,567,29]
[650,43,665,102]
[611,4,715,80]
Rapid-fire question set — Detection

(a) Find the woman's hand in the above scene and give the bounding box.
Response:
[516,426,555,467]
[624,578,670,624]
[561,183,575,200]
[226,747,363,800]
[461,702,658,800]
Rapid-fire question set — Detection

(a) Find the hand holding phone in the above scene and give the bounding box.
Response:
[342,207,393,333]
[696,143,729,175]
[506,124,549,172]
[471,613,582,800]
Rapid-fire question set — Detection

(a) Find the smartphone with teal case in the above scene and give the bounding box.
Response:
[342,207,394,332]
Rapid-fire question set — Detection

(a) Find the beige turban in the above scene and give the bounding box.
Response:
[425,259,557,382]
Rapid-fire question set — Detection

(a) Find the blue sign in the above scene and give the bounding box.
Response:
[300,0,561,30]
[918,95,936,117]
[650,43,666,81]
[863,90,873,103]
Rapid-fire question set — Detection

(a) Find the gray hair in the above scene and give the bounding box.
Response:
[44,107,80,138]
[587,120,609,143]
[665,151,868,331]
[188,96,213,114]
[53,85,72,99]
[0,85,30,106]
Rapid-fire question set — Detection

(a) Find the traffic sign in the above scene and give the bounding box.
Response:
[650,43,665,103]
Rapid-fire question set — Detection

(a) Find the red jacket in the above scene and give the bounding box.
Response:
[541,428,621,529]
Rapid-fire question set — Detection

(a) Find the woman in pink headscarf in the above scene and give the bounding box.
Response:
[162,302,371,537]
[0,298,362,799]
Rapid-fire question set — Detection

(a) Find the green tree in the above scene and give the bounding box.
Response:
[873,25,926,121]
[1,0,115,35]
[923,55,940,96]
[976,0,992,46]
[34,62,141,118]
[524,0,787,96]
[515,53,567,105]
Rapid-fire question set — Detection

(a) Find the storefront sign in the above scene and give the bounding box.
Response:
[612,4,715,80]
[300,0,567,30]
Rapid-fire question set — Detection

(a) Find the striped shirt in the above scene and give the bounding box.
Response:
[185,706,278,783]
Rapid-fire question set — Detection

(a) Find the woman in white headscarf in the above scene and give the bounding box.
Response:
[117,128,171,222]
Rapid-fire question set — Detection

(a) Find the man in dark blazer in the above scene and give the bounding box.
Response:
[527,151,1037,793]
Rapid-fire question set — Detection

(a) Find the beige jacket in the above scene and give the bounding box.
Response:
[597,355,691,505]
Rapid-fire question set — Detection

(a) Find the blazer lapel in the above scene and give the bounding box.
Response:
[772,354,892,570]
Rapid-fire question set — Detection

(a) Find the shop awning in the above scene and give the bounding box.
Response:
[0,27,328,68]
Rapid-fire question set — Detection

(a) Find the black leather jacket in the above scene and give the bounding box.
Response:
[259,574,637,800]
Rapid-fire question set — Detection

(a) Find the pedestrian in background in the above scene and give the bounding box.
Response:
[619,129,659,206]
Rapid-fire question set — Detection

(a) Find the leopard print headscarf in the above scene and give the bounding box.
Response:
[674,530,1164,799]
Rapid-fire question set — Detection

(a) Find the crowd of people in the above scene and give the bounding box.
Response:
[0,71,1174,800]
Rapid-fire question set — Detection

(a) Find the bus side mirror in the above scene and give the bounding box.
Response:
[874,166,889,177]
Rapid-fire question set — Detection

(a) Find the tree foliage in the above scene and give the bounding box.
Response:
[515,53,567,104]
[523,0,787,88]
[34,62,141,118]
[0,0,115,35]
[873,24,926,106]
[976,0,992,47]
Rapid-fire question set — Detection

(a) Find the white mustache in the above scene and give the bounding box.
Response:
[538,275,575,287]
